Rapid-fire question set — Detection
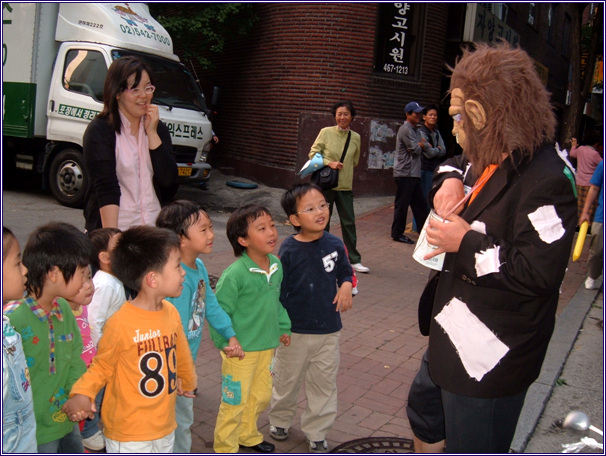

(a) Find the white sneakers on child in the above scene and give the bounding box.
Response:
[82,430,105,451]
[309,440,329,453]
[269,425,289,441]
[585,277,600,290]
[351,263,370,273]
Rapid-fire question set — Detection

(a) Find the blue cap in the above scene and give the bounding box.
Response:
[405,101,424,113]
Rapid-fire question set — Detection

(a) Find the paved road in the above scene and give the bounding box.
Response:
[2,171,602,454]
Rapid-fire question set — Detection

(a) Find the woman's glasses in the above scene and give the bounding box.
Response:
[126,85,155,96]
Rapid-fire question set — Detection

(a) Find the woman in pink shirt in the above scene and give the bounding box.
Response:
[570,130,602,223]
[83,56,177,232]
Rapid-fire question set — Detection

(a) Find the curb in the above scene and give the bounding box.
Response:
[510,283,603,453]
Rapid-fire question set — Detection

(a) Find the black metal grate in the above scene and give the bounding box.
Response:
[173,145,197,163]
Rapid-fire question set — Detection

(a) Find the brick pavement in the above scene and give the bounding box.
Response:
[189,204,589,454]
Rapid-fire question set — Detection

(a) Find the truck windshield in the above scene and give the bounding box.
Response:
[111,49,208,112]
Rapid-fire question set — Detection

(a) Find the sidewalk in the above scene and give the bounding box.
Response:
[188,199,602,453]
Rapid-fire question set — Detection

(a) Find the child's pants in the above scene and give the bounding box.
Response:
[174,394,194,453]
[105,431,175,453]
[269,332,340,442]
[213,349,273,453]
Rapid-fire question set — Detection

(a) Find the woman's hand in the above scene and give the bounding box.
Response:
[328,161,343,170]
[143,104,159,133]
[144,104,162,149]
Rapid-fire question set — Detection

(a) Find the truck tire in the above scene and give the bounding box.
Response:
[49,148,89,208]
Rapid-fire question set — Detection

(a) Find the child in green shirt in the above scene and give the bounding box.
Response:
[210,205,291,453]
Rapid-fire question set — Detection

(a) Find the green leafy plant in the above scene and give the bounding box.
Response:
[149,3,257,69]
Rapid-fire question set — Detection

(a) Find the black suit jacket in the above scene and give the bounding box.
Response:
[421,144,577,398]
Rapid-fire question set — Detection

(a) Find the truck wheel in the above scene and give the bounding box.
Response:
[49,149,89,208]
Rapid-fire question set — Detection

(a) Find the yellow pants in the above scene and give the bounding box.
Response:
[213,349,273,453]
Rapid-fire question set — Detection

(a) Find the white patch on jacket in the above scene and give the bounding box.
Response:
[437,165,463,175]
[435,297,509,381]
[475,246,502,277]
[527,205,565,244]
[470,220,487,234]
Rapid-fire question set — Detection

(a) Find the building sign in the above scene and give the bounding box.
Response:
[463,4,519,46]
[375,3,425,79]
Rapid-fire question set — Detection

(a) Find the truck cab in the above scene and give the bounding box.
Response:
[3,3,214,207]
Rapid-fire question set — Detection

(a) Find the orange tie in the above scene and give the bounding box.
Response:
[469,164,498,205]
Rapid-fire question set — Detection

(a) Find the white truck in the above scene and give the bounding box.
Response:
[3,2,216,207]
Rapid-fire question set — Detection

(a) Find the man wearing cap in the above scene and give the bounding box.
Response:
[391,101,430,243]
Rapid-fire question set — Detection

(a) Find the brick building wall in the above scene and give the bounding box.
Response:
[170,3,578,194]
[198,3,450,195]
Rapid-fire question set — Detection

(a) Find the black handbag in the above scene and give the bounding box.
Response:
[311,131,351,191]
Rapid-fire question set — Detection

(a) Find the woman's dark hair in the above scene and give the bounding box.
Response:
[331,100,356,118]
[156,200,210,239]
[99,56,155,133]
[111,226,180,291]
[281,183,324,232]
[226,205,273,257]
[88,227,122,270]
[3,226,16,262]
[23,222,92,297]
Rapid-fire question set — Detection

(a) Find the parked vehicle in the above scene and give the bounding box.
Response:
[3,2,216,207]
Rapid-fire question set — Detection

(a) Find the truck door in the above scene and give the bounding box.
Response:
[45,43,111,207]
[47,43,110,144]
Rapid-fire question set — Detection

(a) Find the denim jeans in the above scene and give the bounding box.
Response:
[37,423,84,453]
[413,169,434,232]
[2,317,38,453]
[174,394,194,452]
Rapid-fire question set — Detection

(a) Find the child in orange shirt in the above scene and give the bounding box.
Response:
[62,226,197,453]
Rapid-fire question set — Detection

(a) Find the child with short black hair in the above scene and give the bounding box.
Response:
[4,222,91,453]
[87,227,124,346]
[2,226,37,453]
[269,183,353,453]
[63,225,197,453]
[156,200,244,453]
[210,205,291,453]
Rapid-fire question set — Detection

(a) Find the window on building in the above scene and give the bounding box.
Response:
[480,3,508,22]
[528,3,536,26]
[562,13,571,57]
[374,3,426,80]
[547,4,557,44]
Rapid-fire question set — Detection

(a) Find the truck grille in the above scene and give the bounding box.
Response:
[173,145,197,164]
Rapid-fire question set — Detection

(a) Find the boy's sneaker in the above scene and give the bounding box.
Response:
[269,425,289,441]
[309,440,329,453]
[351,263,370,273]
[585,277,599,290]
[82,430,105,451]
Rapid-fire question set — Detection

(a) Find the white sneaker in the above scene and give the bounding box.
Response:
[309,440,329,453]
[585,277,599,290]
[82,430,105,451]
[351,263,370,273]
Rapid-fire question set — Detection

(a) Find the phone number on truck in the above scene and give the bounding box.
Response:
[119,25,171,45]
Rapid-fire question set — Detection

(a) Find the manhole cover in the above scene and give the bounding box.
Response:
[331,437,414,453]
